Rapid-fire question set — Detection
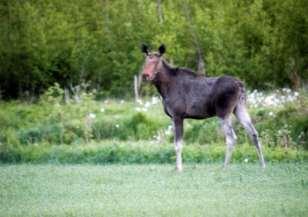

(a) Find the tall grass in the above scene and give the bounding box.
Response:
[0,141,306,164]
[0,85,307,163]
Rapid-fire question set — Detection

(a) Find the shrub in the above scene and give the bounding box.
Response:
[92,112,164,141]
[18,123,64,145]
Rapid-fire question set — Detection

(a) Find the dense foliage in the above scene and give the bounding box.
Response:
[0,0,307,98]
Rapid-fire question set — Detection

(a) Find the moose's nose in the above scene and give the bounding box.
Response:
[142,64,156,80]
[142,73,150,81]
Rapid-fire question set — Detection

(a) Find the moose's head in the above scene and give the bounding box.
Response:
[141,44,166,81]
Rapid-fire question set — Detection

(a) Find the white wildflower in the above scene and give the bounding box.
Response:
[115,124,119,128]
[287,95,294,101]
[165,125,173,136]
[247,88,299,108]
[88,113,96,119]
[144,101,151,108]
[151,96,160,105]
[244,158,249,163]
[282,88,291,93]
[263,95,275,106]
[100,108,105,112]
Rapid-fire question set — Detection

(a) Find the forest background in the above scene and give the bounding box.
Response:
[1,0,307,99]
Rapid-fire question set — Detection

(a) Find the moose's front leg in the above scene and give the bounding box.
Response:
[173,117,183,172]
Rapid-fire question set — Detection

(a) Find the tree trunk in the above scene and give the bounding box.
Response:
[134,75,139,102]
[134,73,143,102]
[157,0,164,24]
[182,2,206,75]
[197,48,205,75]
[290,68,301,90]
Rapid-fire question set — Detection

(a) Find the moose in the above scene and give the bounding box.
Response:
[141,44,266,171]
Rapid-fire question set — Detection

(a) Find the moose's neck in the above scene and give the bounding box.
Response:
[153,59,175,99]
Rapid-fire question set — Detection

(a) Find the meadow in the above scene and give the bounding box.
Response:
[0,87,307,217]
[0,85,307,163]
[0,163,307,217]
[1,1,307,216]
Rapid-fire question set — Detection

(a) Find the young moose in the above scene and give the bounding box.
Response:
[141,44,266,171]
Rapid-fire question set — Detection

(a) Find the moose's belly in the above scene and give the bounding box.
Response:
[162,94,215,119]
[184,99,214,119]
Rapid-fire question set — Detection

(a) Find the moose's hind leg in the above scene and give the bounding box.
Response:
[234,104,266,168]
[221,117,237,168]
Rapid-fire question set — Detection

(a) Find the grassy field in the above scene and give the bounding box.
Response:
[0,163,307,217]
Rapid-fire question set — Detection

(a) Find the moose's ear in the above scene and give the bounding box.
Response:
[158,44,166,56]
[141,44,149,55]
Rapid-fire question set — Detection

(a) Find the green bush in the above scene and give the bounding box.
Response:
[92,120,128,140]
[257,103,308,149]
[92,112,164,141]
[18,123,64,145]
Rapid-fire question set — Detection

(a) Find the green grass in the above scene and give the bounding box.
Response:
[0,163,307,217]
[1,141,307,164]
